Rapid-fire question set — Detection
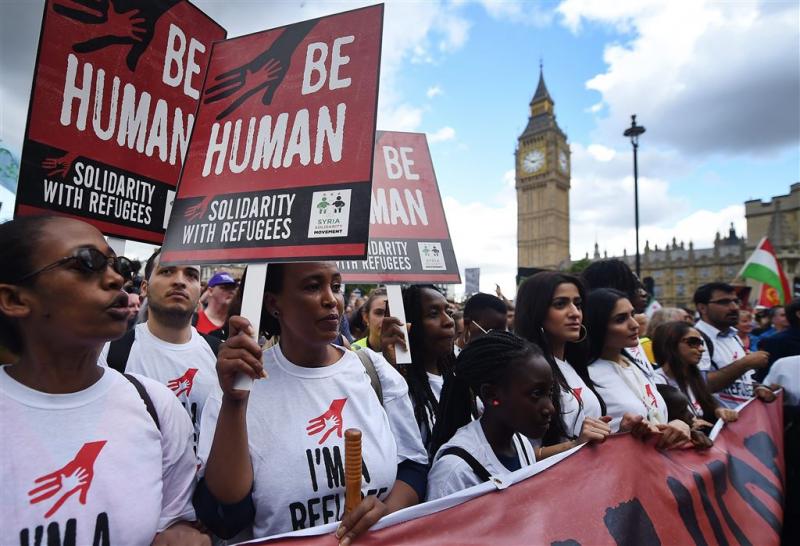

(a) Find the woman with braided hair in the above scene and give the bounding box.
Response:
[426,331,554,500]
[381,285,456,452]
[514,272,612,457]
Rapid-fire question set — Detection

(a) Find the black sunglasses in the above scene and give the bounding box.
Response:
[681,336,705,349]
[18,247,134,283]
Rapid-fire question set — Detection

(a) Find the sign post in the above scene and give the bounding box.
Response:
[161,6,384,389]
[14,0,225,243]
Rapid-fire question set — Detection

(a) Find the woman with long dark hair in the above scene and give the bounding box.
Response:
[515,272,611,457]
[195,262,427,543]
[652,321,738,423]
[381,285,456,451]
[582,289,690,449]
[427,331,553,500]
[0,217,204,544]
[352,288,387,352]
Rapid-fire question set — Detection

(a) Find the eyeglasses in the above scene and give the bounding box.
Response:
[681,336,705,349]
[18,247,134,283]
[472,322,508,335]
[708,298,740,306]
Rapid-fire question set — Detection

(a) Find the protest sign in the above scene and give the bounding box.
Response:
[337,131,461,284]
[14,0,225,244]
[464,267,480,295]
[159,5,383,265]
[252,396,787,546]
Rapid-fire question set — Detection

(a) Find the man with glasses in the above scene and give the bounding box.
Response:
[461,293,508,350]
[694,282,770,408]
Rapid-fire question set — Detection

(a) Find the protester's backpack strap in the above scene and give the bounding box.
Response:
[199,332,222,357]
[514,433,531,465]
[439,447,492,482]
[106,328,137,373]
[123,373,161,431]
[354,348,383,406]
[698,330,718,370]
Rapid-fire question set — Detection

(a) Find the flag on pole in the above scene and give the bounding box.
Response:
[738,237,791,304]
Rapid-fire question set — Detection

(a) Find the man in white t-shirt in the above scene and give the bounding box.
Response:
[693,282,770,408]
[764,355,800,407]
[100,249,220,453]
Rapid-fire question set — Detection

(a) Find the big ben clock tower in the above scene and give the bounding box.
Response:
[516,66,571,271]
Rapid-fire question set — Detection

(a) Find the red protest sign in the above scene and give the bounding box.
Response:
[338,131,461,283]
[258,397,786,545]
[159,5,384,265]
[14,0,226,244]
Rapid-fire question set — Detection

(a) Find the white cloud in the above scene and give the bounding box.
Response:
[478,0,554,26]
[428,126,456,143]
[443,191,517,300]
[426,85,444,99]
[587,144,616,162]
[559,0,800,156]
[0,185,14,222]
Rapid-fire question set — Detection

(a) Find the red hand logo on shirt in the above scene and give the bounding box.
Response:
[28,441,106,518]
[645,384,658,408]
[306,398,347,445]
[167,368,199,398]
[572,387,583,404]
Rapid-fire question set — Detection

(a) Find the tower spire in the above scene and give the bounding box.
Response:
[531,60,552,106]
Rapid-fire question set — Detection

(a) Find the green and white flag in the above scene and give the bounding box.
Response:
[737,237,791,304]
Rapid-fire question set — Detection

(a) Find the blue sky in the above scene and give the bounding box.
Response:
[1,0,798,295]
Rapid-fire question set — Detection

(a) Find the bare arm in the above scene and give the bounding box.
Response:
[705,351,768,392]
[204,317,265,503]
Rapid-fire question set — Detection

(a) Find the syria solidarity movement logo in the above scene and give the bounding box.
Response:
[28,441,106,518]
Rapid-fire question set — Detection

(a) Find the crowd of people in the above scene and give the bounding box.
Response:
[1,216,798,544]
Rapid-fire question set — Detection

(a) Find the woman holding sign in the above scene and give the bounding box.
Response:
[0,217,205,545]
[380,285,456,452]
[195,262,428,543]
[514,272,612,457]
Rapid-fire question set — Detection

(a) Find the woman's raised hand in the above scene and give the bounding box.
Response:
[217,316,266,400]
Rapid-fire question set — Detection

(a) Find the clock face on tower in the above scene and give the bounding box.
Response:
[522,149,545,173]
[559,150,568,173]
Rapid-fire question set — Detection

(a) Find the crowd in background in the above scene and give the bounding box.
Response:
[1,216,798,545]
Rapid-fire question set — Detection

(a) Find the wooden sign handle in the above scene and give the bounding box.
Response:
[344,428,362,515]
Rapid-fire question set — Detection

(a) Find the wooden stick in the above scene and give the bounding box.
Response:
[344,428,362,515]
[232,263,268,391]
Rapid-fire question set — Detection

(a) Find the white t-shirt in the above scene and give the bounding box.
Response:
[588,357,668,431]
[99,324,219,455]
[555,358,603,439]
[0,366,196,543]
[653,369,703,417]
[197,345,427,538]
[628,340,656,374]
[764,356,800,407]
[427,372,443,402]
[695,320,751,408]
[427,418,536,501]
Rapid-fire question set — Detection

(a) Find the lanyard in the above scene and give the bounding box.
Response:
[612,357,665,425]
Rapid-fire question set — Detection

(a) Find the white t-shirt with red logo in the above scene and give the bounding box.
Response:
[197,345,427,539]
[588,357,668,431]
[99,323,219,454]
[555,358,603,439]
[427,418,536,501]
[0,366,196,544]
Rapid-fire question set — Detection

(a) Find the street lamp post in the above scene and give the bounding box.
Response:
[624,115,646,279]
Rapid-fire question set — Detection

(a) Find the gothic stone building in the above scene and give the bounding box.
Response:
[604,183,800,308]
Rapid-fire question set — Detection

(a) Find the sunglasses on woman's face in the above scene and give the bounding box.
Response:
[18,247,134,283]
[681,336,704,349]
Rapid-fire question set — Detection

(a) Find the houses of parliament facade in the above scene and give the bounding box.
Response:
[516,71,800,308]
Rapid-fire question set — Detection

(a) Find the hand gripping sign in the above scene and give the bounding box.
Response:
[160,4,384,266]
[15,0,226,244]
